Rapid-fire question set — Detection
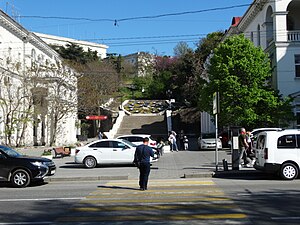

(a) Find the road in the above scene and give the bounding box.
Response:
[1,150,300,224]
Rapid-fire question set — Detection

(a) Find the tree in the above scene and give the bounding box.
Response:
[173,42,192,57]
[200,34,294,129]
[77,61,119,116]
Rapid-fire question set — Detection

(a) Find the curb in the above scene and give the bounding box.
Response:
[183,172,214,178]
[213,169,263,178]
[45,175,129,182]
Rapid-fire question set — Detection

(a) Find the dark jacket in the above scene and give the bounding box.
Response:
[134,144,154,164]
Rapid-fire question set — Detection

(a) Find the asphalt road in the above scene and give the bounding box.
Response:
[1,149,300,225]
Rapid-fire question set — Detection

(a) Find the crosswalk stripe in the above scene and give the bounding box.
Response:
[56,179,248,223]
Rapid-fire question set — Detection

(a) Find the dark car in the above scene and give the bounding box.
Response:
[0,145,56,188]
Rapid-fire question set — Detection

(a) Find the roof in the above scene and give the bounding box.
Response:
[231,17,242,27]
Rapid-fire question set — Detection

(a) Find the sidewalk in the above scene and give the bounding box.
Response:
[17,145,258,182]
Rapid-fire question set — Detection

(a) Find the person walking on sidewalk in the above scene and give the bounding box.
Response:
[238,127,249,167]
[168,131,178,152]
[134,137,154,191]
[183,135,189,150]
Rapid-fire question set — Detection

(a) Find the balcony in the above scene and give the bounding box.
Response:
[287,31,300,42]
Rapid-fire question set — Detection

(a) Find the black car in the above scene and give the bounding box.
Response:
[0,145,56,188]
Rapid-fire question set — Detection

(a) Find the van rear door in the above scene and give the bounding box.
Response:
[255,133,267,167]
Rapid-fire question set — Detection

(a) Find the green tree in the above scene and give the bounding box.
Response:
[200,34,294,129]
[173,41,192,57]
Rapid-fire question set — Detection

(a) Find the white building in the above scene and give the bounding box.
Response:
[35,32,108,59]
[123,52,155,77]
[0,9,78,146]
[225,0,300,128]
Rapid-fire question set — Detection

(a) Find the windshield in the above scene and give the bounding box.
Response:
[202,133,216,139]
[0,146,21,157]
[121,139,137,147]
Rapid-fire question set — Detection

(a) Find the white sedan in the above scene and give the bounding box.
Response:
[116,134,157,148]
[198,133,222,150]
[75,139,156,168]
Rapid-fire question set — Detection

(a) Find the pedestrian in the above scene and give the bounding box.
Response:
[172,131,179,152]
[98,130,103,140]
[246,131,255,166]
[133,137,154,191]
[238,128,249,167]
[179,130,185,150]
[183,135,189,150]
[168,131,178,152]
[156,138,165,156]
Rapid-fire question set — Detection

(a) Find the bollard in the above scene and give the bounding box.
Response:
[223,159,228,171]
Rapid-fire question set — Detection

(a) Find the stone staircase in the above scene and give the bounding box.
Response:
[114,114,168,139]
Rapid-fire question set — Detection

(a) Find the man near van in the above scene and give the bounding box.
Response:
[238,128,249,167]
[134,137,154,191]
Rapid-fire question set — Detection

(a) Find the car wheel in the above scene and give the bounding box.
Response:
[280,163,298,180]
[11,169,30,188]
[84,156,97,168]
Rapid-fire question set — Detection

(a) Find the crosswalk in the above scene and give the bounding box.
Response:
[56,179,250,224]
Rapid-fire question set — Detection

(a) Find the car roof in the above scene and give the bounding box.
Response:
[117,134,151,138]
[251,128,282,133]
[259,129,300,136]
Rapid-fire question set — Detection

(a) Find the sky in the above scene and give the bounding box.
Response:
[0,0,253,56]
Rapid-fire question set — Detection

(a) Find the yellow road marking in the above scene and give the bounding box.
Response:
[71,203,236,212]
[80,197,231,204]
[57,213,247,222]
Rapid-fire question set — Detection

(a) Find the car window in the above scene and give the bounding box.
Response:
[90,141,110,148]
[112,141,127,149]
[297,135,300,148]
[126,137,136,142]
[277,135,296,148]
[0,146,21,157]
[202,133,215,139]
[256,135,266,149]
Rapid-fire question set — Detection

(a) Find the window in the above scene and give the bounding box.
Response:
[297,112,300,128]
[256,135,266,149]
[112,141,126,149]
[297,135,300,148]
[277,135,296,148]
[294,55,300,78]
[250,32,254,42]
[257,25,261,46]
[90,141,110,148]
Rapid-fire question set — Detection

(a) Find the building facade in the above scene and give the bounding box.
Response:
[225,0,300,127]
[35,32,108,59]
[123,52,155,77]
[0,9,78,146]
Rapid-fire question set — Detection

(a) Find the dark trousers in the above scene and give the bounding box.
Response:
[139,163,151,189]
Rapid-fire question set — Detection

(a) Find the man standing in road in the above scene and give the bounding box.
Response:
[134,137,154,191]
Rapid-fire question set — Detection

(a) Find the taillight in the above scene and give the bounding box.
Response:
[150,142,156,146]
[75,149,80,154]
[264,148,268,159]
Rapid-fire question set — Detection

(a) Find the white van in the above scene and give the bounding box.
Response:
[254,129,300,180]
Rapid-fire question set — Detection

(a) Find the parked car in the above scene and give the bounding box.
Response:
[0,145,56,188]
[116,134,160,157]
[198,133,222,150]
[254,129,300,180]
[116,134,157,148]
[75,139,158,169]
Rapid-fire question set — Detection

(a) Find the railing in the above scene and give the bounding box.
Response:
[287,31,300,42]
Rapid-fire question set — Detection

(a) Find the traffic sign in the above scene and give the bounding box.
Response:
[85,115,108,120]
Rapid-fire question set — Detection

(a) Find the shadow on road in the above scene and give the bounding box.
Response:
[97,185,139,191]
